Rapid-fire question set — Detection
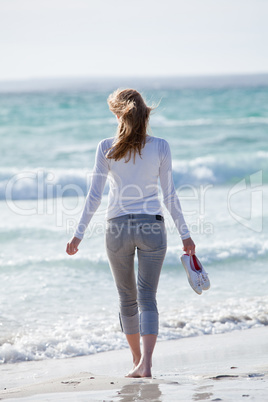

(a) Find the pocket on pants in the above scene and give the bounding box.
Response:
[105,224,124,253]
[139,222,165,250]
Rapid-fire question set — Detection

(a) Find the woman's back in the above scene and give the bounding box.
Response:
[102,135,168,219]
[74,132,190,240]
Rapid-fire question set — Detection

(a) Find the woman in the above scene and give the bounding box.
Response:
[66,88,195,378]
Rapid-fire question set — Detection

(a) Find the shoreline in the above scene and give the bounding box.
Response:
[1,327,268,401]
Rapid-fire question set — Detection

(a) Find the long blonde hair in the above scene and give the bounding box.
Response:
[107,88,153,162]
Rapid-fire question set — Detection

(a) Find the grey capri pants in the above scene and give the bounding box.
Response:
[105,213,167,336]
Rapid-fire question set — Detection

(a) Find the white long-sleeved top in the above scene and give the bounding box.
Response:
[74,136,190,240]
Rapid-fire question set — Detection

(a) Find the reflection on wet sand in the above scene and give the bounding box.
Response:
[192,384,214,400]
[115,382,162,402]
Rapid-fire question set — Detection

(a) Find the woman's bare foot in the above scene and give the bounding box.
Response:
[126,355,141,375]
[125,359,152,378]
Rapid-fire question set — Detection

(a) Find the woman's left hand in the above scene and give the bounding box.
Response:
[182,237,195,255]
[66,236,81,255]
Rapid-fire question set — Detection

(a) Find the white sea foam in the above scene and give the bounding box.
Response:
[1,150,267,200]
[0,296,267,363]
[257,151,268,159]
[159,296,268,340]
[0,168,109,200]
[1,232,267,273]
[164,235,268,267]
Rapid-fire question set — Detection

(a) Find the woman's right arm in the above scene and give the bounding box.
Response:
[66,236,81,255]
[66,141,109,255]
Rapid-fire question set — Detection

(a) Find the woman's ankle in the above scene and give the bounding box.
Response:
[141,357,151,370]
[133,354,141,366]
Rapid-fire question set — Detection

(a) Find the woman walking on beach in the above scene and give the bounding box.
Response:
[66,88,195,378]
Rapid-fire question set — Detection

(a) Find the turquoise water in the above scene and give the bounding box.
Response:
[0,78,267,363]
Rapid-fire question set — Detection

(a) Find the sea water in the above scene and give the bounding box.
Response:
[0,77,267,363]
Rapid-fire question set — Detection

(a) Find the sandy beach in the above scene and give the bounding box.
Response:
[0,327,267,401]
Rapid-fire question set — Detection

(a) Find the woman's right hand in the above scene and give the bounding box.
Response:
[182,237,195,255]
[66,236,81,255]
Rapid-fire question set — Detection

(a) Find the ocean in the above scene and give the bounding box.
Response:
[0,75,267,364]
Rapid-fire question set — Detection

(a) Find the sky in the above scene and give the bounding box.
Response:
[0,0,268,81]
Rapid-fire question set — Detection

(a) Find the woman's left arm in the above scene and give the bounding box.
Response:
[182,237,196,255]
[159,139,196,255]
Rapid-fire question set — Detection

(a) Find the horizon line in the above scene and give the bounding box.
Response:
[1,72,268,93]
[1,71,268,83]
